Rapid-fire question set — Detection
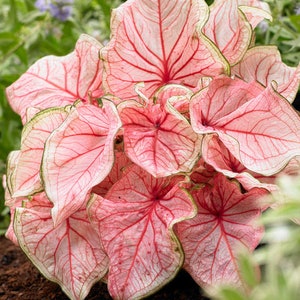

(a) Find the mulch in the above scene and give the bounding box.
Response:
[0,235,208,300]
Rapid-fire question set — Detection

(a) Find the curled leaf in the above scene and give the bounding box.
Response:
[204,0,252,65]
[238,0,272,28]
[232,46,300,102]
[202,134,277,191]
[190,77,300,175]
[9,107,68,197]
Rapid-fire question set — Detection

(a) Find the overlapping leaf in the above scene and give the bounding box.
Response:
[6,34,103,123]
[190,77,300,175]
[3,154,24,245]
[42,101,122,226]
[176,173,265,287]
[91,151,132,197]
[14,192,108,300]
[8,107,68,197]
[88,165,196,300]
[101,0,228,100]
[204,0,252,66]
[120,100,202,177]
[232,46,300,102]
[238,0,272,28]
[202,134,277,191]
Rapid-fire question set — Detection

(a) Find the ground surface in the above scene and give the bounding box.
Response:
[0,236,209,300]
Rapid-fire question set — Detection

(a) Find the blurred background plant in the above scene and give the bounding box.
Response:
[255,0,300,67]
[0,0,299,298]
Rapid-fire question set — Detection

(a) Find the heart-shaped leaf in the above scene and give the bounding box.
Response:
[232,46,300,102]
[101,0,228,100]
[42,101,122,226]
[176,173,265,287]
[9,107,68,197]
[204,0,252,65]
[6,34,103,123]
[190,77,300,175]
[14,192,108,300]
[120,100,202,177]
[88,165,196,300]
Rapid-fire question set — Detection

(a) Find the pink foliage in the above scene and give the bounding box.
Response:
[190,76,300,175]
[101,0,228,100]
[4,0,300,299]
[6,34,104,124]
[14,192,108,300]
[119,99,202,177]
[176,173,266,287]
[88,165,196,299]
[232,46,300,102]
[203,0,252,65]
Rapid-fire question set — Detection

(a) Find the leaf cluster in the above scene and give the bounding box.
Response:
[0,0,123,233]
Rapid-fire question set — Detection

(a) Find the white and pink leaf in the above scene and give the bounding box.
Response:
[6,34,103,123]
[204,0,252,65]
[190,77,300,175]
[9,107,68,197]
[120,100,202,177]
[232,46,300,102]
[42,101,121,226]
[176,173,265,287]
[101,0,228,100]
[14,192,108,300]
[88,165,196,299]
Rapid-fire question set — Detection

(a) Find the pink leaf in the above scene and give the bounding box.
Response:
[88,165,196,300]
[42,101,122,226]
[203,0,252,65]
[202,134,277,191]
[238,0,272,28]
[9,108,68,197]
[6,34,103,123]
[232,46,300,102]
[101,0,228,100]
[190,77,300,175]
[176,173,265,287]
[14,192,108,300]
[120,101,202,177]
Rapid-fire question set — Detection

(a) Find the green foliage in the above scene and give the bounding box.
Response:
[0,0,123,234]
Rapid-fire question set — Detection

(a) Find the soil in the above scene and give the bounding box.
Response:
[0,236,209,300]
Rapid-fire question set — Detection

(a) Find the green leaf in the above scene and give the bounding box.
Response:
[239,253,259,288]
[216,287,247,300]
[290,15,300,32]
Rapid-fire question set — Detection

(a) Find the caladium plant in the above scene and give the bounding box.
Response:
[3,0,300,299]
